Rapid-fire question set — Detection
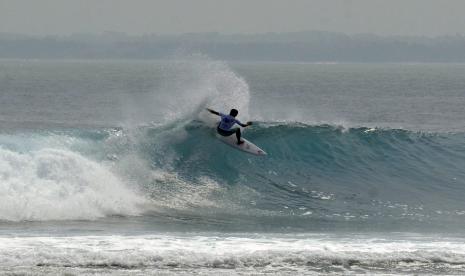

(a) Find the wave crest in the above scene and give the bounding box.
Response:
[0,147,145,221]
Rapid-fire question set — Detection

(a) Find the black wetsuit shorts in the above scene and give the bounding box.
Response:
[217,126,237,136]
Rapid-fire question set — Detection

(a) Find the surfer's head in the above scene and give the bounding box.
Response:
[229,109,238,117]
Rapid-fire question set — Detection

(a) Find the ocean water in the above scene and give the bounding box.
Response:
[1,59,465,275]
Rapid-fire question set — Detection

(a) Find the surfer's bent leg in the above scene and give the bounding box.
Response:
[217,127,243,144]
[235,128,243,144]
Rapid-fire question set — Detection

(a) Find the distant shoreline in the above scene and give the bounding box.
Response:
[1,31,465,62]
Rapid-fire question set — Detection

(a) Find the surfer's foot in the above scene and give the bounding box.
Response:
[237,140,244,145]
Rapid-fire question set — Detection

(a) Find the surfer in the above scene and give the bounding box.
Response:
[207,108,252,144]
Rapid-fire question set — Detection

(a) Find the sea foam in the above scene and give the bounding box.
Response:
[0,147,145,221]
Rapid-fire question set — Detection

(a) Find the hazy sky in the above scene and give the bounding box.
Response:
[1,0,465,36]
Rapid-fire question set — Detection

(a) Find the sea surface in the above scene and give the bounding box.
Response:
[1,59,465,275]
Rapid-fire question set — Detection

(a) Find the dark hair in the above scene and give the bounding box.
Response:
[229,109,238,117]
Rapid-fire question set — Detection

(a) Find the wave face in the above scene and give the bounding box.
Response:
[143,122,465,230]
[2,123,465,231]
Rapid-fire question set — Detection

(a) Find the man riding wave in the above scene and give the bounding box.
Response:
[207,108,252,145]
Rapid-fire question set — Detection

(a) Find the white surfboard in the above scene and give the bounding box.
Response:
[216,134,267,156]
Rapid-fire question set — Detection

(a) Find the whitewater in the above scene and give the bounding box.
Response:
[1,59,465,275]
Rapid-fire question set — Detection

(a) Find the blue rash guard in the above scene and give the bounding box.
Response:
[218,113,244,130]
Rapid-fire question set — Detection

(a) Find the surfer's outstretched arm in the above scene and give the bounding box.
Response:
[237,121,253,127]
[206,108,220,116]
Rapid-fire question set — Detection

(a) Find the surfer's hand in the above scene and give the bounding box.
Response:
[246,121,253,126]
[206,108,219,115]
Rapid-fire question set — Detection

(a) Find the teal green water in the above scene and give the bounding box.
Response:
[1,59,465,274]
